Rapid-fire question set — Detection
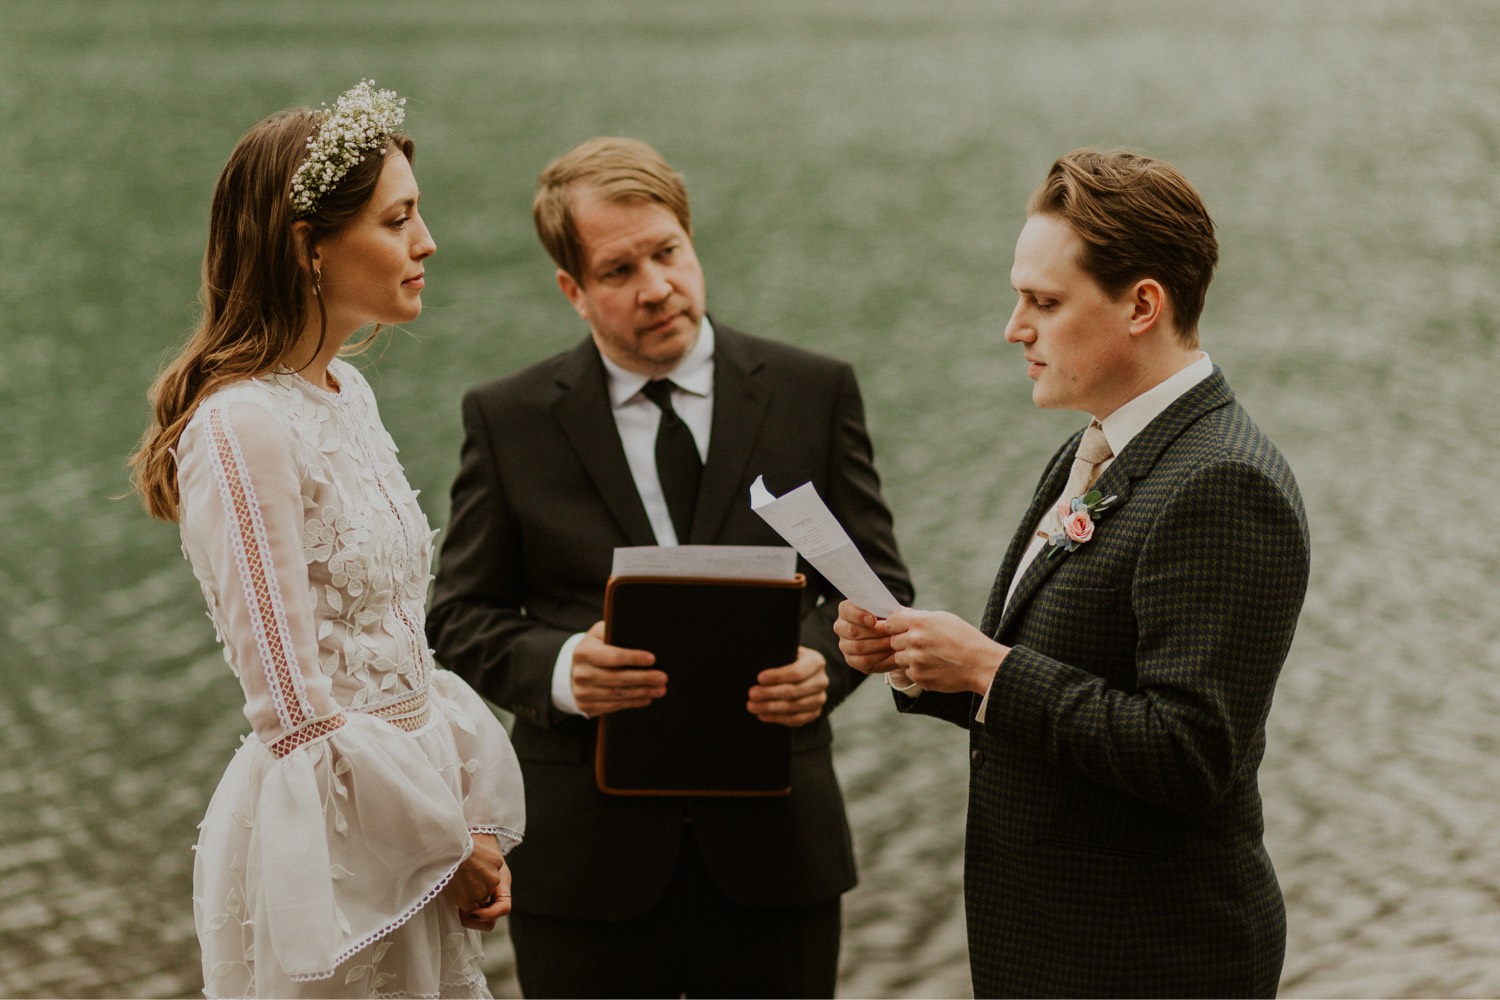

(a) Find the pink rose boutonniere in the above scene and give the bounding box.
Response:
[1043,489,1118,558]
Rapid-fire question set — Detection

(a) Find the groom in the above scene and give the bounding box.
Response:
[837,148,1310,998]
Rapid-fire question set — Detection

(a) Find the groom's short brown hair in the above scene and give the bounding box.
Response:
[1029,148,1218,347]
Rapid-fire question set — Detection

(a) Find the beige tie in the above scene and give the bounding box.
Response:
[1060,420,1113,502]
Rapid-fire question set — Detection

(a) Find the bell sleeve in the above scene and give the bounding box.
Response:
[429,667,526,851]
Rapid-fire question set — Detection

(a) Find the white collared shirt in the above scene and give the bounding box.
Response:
[552,316,717,715]
[597,317,715,547]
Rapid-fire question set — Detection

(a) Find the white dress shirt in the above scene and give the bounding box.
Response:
[551,318,717,715]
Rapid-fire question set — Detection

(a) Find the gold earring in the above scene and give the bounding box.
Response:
[312,267,322,297]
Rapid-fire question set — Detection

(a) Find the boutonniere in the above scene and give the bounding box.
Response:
[1041,490,1118,558]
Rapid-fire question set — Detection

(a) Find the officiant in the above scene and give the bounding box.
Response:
[426,136,912,998]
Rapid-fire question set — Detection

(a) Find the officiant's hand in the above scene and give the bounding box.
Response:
[572,620,668,716]
[748,646,829,727]
[835,600,899,674]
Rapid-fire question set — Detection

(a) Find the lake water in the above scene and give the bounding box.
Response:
[3,2,1499,996]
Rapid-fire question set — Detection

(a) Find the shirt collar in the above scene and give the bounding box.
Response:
[1097,352,1213,456]
[601,316,716,408]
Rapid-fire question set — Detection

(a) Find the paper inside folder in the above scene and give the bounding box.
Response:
[749,476,901,618]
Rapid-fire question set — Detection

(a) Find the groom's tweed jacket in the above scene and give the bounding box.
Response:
[907,369,1310,999]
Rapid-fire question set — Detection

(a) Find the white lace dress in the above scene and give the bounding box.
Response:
[176,359,525,998]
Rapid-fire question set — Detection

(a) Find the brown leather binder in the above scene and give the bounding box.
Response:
[597,573,805,797]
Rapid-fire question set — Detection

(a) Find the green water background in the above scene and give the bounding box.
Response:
[3,2,1499,996]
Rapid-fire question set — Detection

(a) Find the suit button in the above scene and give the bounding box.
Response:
[970,747,984,769]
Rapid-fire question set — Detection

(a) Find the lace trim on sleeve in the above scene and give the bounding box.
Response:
[267,712,347,759]
[205,407,313,732]
[467,824,524,853]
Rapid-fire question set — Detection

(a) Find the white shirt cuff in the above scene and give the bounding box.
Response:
[886,669,924,697]
[551,632,589,716]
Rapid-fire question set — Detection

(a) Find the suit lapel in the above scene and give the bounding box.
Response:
[990,369,1234,639]
[981,440,1073,637]
[551,339,658,547]
[996,461,1135,638]
[690,324,771,543]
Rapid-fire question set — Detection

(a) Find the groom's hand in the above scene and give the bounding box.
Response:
[881,609,1008,696]
[571,621,668,716]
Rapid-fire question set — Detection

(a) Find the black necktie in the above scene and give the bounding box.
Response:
[641,379,703,542]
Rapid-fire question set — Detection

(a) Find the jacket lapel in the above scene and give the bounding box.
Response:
[982,441,1074,637]
[551,338,658,547]
[996,462,1135,638]
[992,368,1234,638]
[690,324,771,543]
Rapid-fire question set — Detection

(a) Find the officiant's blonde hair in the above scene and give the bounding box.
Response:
[533,137,693,283]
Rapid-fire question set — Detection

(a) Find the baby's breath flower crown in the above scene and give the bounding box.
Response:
[289,79,407,219]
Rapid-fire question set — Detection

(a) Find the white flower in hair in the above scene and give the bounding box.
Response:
[289,79,407,218]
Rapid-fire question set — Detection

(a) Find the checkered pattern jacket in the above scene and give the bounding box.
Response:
[906,369,1310,998]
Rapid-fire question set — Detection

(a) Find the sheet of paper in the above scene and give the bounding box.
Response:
[749,476,902,618]
[611,544,797,581]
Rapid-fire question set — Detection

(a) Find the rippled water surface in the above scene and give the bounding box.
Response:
[3,2,1499,996]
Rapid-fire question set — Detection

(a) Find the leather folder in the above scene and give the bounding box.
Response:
[597,573,805,797]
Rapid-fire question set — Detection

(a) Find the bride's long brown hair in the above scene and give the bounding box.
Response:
[129,107,414,522]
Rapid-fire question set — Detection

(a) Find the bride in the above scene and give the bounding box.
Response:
[129,80,524,998]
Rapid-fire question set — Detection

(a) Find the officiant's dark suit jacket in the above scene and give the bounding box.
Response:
[427,321,912,922]
[907,369,1309,998]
